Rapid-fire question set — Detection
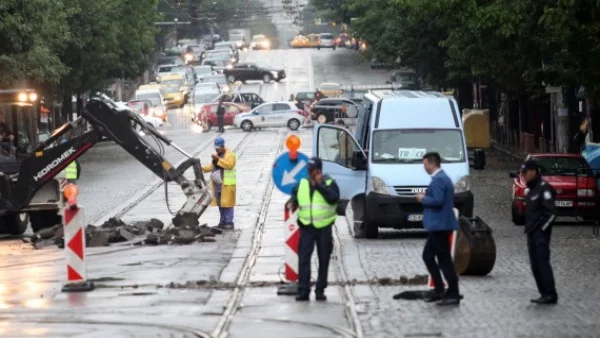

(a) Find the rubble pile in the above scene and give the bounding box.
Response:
[28,217,224,249]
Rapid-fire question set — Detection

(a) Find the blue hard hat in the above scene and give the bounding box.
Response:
[214,137,225,148]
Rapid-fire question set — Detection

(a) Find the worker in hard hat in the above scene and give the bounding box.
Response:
[60,138,80,183]
[202,137,237,229]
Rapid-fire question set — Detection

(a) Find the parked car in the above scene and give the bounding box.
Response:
[223,63,286,83]
[197,102,248,130]
[309,98,360,123]
[214,92,265,110]
[201,52,235,71]
[306,34,320,48]
[126,99,166,123]
[118,101,164,129]
[233,102,304,131]
[291,35,309,48]
[161,85,185,108]
[318,33,336,50]
[133,88,167,122]
[318,82,342,97]
[509,153,600,225]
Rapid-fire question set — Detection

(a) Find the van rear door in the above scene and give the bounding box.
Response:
[313,124,367,202]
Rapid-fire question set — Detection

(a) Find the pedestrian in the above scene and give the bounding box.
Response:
[520,159,558,305]
[216,97,226,133]
[415,152,461,306]
[60,139,80,183]
[202,137,237,229]
[286,157,340,301]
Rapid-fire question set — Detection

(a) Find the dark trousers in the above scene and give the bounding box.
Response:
[298,225,333,295]
[217,114,224,132]
[527,227,557,298]
[422,230,459,297]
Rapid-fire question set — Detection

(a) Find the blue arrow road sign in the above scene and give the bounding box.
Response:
[272,151,309,195]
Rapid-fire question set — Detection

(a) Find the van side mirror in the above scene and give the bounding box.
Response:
[352,150,367,170]
[470,148,486,170]
[508,171,518,178]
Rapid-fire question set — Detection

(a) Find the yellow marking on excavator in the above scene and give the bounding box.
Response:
[162,161,173,171]
[35,151,43,157]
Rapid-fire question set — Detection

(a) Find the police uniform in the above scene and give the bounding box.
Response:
[288,157,340,301]
[522,160,558,304]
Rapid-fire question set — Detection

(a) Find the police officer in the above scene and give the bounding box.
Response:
[286,157,340,301]
[521,159,558,305]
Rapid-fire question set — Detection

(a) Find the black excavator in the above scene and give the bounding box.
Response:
[0,94,212,234]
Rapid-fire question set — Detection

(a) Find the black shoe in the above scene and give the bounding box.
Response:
[295,294,309,301]
[423,291,443,303]
[215,223,224,229]
[437,297,460,306]
[315,290,327,301]
[221,223,234,230]
[531,295,557,305]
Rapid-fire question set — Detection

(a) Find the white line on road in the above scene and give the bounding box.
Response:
[308,50,315,90]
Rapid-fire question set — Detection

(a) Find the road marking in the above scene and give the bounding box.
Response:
[308,50,315,90]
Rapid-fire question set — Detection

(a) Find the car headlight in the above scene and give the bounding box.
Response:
[236,41,242,47]
[226,64,233,69]
[371,176,389,194]
[578,189,595,197]
[222,85,230,92]
[231,58,236,62]
[454,175,470,193]
[184,54,193,61]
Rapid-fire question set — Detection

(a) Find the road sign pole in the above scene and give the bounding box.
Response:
[274,135,308,296]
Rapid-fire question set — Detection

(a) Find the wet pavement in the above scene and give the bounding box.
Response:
[1,47,600,337]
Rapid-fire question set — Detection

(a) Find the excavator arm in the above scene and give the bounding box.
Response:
[10,94,212,226]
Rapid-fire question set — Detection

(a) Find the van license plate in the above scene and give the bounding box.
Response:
[408,214,423,222]
[555,200,573,207]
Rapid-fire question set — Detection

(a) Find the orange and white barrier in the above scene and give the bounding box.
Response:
[62,184,94,292]
[284,207,299,281]
[427,208,460,289]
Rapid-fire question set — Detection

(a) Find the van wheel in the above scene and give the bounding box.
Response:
[241,120,253,132]
[29,210,62,233]
[3,212,29,235]
[351,197,378,239]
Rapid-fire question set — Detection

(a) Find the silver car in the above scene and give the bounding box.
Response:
[318,33,337,50]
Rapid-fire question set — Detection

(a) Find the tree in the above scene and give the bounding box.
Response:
[0,0,70,87]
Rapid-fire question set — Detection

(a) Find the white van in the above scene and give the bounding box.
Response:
[313,90,482,238]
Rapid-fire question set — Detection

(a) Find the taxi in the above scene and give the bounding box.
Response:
[159,73,190,104]
[291,35,309,48]
[161,85,185,108]
[318,82,342,98]
[306,34,320,48]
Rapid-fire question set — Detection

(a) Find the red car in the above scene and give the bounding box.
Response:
[197,102,248,131]
[509,153,600,225]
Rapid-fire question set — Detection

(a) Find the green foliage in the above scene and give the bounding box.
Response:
[0,0,159,95]
[313,0,600,97]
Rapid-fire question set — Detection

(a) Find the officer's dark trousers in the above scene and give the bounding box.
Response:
[217,114,224,132]
[527,227,557,298]
[298,225,333,295]
[422,230,459,297]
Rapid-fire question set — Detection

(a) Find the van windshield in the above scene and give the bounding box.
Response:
[372,129,465,163]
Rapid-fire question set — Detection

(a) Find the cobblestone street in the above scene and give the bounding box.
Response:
[338,149,600,337]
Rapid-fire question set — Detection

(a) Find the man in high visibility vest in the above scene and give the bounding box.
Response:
[60,139,79,183]
[286,157,340,301]
[202,136,236,229]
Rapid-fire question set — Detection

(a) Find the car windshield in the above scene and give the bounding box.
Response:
[136,93,160,105]
[372,129,465,163]
[162,86,180,94]
[205,54,230,61]
[296,92,315,100]
[187,45,202,52]
[320,84,339,90]
[161,79,184,86]
[194,67,212,75]
[158,66,176,73]
[533,156,590,175]
[320,33,333,39]
[194,93,217,103]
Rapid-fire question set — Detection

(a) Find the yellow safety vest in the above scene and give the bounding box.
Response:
[296,178,337,228]
[65,162,78,180]
[223,153,236,185]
